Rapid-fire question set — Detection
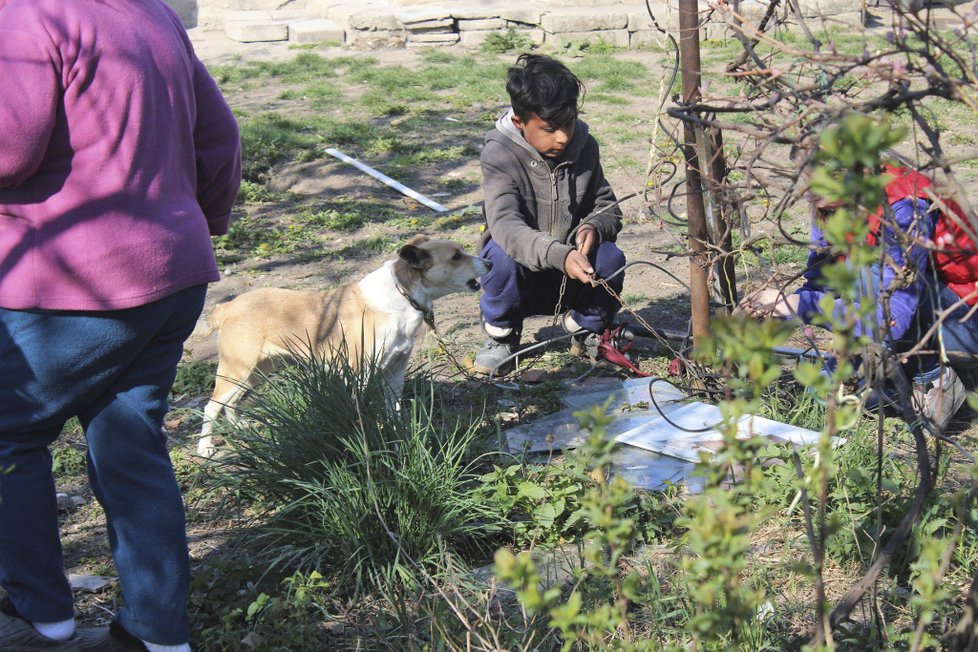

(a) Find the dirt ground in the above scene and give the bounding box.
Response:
[181,30,727,370]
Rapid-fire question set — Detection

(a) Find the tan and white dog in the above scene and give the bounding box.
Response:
[197,235,490,457]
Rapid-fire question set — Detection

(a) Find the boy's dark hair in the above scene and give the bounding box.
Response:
[506,54,585,125]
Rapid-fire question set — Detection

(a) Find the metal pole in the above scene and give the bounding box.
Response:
[678,0,712,346]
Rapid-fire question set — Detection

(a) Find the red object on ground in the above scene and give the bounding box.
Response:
[596,325,650,377]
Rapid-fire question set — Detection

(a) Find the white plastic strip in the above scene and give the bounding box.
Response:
[324,147,448,213]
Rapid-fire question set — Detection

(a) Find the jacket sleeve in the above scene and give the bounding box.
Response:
[192,57,241,236]
[579,143,622,243]
[794,198,931,342]
[482,148,573,272]
[0,24,58,188]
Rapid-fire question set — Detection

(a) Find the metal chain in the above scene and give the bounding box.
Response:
[552,275,569,327]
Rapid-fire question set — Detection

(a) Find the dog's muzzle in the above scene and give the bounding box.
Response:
[467,278,481,291]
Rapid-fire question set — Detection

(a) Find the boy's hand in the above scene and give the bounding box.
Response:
[575,224,597,257]
[564,250,595,284]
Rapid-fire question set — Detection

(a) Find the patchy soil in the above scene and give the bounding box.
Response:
[182,37,711,367]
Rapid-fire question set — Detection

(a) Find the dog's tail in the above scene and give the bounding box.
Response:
[203,300,235,336]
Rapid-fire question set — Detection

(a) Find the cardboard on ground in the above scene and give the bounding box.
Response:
[614,401,824,462]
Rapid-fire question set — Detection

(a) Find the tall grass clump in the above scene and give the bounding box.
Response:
[206,343,499,595]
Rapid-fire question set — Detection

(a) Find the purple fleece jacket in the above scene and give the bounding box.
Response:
[0,0,241,310]
[795,197,933,341]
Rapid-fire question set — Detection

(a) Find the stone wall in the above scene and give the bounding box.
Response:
[198,0,859,47]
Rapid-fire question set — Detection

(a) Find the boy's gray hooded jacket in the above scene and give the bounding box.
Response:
[479,109,622,272]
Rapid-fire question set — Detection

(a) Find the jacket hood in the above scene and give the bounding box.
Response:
[491,108,589,164]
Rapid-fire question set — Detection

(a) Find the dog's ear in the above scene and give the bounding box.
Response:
[406,234,430,246]
[398,243,434,270]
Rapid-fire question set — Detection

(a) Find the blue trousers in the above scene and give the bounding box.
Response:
[0,284,206,646]
[924,279,978,366]
[479,239,626,333]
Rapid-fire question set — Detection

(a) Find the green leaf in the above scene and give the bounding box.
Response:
[517,481,547,501]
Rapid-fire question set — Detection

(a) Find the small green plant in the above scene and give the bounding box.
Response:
[172,358,217,398]
[478,458,591,547]
[52,445,86,478]
[236,180,285,205]
[481,28,535,54]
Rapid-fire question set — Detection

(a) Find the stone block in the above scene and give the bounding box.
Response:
[540,9,628,31]
[395,5,453,24]
[345,9,402,31]
[498,8,545,24]
[163,0,197,27]
[407,32,461,45]
[402,18,455,30]
[449,4,503,19]
[224,8,310,22]
[458,18,507,30]
[626,7,666,31]
[543,0,622,6]
[458,30,493,48]
[630,29,667,48]
[224,18,289,42]
[289,18,345,43]
[345,29,408,46]
[545,28,630,47]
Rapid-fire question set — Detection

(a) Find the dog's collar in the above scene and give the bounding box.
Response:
[396,283,436,332]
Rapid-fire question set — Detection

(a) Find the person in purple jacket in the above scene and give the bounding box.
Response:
[0,0,241,650]
[739,174,974,433]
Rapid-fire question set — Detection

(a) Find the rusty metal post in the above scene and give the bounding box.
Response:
[678,0,712,346]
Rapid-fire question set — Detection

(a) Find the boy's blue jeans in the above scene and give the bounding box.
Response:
[0,284,206,646]
[479,239,626,333]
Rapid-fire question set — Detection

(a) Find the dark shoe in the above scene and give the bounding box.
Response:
[561,312,597,361]
[0,598,82,651]
[76,621,148,651]
[913,366,967,433]
[473,337,519,376]
[569,331,600,361]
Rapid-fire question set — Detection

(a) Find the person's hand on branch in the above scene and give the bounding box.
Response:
[575,224,597,258]
[736,287,800,319]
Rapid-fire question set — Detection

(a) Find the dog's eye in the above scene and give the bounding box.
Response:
[452,252,462,261]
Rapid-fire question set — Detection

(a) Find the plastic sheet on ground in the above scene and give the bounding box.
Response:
[504,379,828,493]
[614,401,824,462]
[558,377,686,412]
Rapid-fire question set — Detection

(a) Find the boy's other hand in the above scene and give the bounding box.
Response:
[564,250,595,284]
[575,224,597,257]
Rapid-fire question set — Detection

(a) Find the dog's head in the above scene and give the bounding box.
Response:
[396,235,491,300]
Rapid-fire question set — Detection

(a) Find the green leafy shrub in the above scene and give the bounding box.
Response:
[478,459,591,547]
[206,344,499,596]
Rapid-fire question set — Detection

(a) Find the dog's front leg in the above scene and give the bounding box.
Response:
[383,357,409,413]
